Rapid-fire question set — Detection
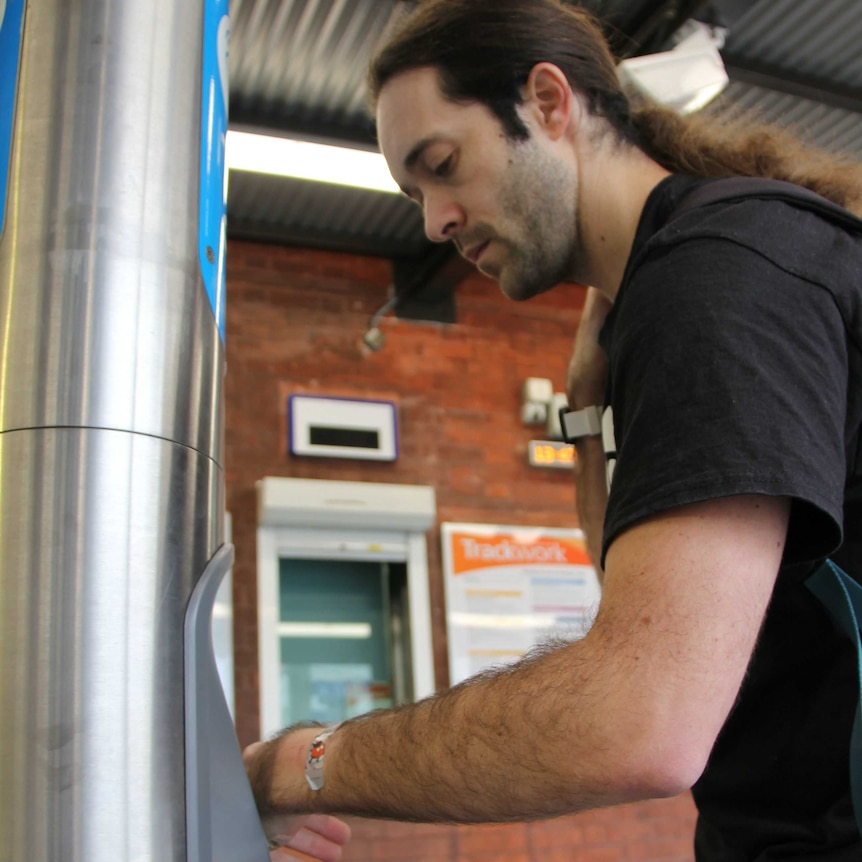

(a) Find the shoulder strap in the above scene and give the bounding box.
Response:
[806,559,862,833]
[669,176,862,234]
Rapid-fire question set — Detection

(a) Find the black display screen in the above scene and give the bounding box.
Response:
[309,426,380,449]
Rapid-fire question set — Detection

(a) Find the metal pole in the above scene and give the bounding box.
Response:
[0,1,266,859]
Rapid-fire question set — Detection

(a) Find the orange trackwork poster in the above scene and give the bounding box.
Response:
[441,523,601,686]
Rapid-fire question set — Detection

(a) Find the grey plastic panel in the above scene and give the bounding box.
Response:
[185,543,270,861]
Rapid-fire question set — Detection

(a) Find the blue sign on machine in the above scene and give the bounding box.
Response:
[199,0,230,340]
[0,0,25,241]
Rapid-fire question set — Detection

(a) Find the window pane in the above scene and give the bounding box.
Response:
[278,558,393,726]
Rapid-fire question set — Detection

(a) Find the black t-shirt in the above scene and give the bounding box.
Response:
[598,175,862,860]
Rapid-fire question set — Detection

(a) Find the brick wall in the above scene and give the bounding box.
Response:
[225,240,698,861]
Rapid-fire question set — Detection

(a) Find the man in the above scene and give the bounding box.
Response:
[245,2,862,858]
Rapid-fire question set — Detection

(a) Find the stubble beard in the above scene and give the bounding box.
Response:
[494,140,579,302]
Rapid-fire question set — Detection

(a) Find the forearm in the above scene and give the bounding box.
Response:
[257,637,650,824]
[249,497,789,827]
[323,651,608,822]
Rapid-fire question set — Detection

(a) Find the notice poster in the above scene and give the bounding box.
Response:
[441,523,601,686]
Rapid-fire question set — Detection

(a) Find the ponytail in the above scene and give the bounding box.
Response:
[628,102,862,215]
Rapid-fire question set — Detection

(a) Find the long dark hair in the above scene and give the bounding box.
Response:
[368,0,862,213]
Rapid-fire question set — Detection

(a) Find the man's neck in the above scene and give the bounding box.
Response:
[574,146,671,301]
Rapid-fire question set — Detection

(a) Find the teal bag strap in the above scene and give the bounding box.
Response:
[805,559,862,829]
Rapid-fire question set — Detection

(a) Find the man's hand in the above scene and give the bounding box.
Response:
[567,287,613,572]
[244,733,351,861]
[265,813,351,862]
[244,730,313,819]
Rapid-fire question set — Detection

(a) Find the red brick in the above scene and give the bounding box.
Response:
[457,854,531,862]
[529,819,585,848]
[455,823,528,854]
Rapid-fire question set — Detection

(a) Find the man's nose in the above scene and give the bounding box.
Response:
[423,194,463,243]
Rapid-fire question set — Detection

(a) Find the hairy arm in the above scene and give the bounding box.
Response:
[247,494,789,825]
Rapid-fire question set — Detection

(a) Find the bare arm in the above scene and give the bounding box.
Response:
[246,494,789,825]
[566,287,613,573]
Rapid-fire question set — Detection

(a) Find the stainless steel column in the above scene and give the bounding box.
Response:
[0,1,262,860]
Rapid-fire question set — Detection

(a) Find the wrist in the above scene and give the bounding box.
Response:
[248,724,322,818]
[275,726,322,805]
[305,723,341,791]
[560,404,604,446]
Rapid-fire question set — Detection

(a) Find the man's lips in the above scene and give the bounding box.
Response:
[462,240,490,265]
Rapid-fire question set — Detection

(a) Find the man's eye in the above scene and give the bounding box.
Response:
[433,156,453,177]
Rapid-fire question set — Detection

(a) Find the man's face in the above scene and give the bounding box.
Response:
[376,66,579,301]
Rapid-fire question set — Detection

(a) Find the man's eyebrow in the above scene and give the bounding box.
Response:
[403,136,437,172]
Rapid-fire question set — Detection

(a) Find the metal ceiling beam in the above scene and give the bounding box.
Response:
[723,56,862,115]
[226,219,427,258]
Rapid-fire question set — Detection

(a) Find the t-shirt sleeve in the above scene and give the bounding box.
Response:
[601,235,847,566]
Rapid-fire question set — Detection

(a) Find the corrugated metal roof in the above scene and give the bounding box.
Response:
[228,172,426,255]
[225,0,862,260]
[726,0,862,89]
[230,0,410,141]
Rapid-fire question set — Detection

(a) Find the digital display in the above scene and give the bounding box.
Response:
[309,426,380,449]
[528,439,576,469]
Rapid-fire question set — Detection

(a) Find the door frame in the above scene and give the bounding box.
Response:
[257,524,435,738]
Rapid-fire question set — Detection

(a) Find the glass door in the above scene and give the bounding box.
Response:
[256,520,435,740]
[278,558,412,726]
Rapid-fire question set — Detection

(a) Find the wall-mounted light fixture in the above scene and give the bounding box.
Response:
[618,20,729,115]
[225,130,401,194]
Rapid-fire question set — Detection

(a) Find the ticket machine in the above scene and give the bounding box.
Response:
[0,2,267,859]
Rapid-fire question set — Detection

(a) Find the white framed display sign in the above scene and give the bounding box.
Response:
[441,522,601,686]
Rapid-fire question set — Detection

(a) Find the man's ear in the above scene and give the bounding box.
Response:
[522,62,581,141]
